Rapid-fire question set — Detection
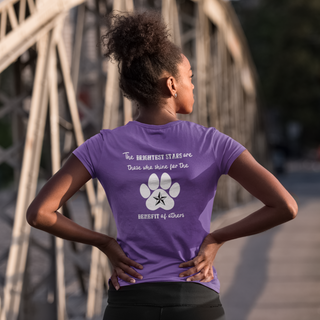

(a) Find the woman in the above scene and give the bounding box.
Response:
[26,11,297,320]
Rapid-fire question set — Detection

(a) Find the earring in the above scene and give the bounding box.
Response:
[174,93,177,98]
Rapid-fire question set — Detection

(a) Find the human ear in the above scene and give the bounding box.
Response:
[166,76,177,97]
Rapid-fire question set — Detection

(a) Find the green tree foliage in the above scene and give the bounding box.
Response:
[234,0,320,147]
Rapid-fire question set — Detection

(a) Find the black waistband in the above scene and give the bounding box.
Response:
[107,282,221,307]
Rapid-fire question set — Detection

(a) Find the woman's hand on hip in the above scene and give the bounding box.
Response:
[178,234,223,282]
[97,237,143,290]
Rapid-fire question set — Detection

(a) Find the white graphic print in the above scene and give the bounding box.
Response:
[140,173,180,211]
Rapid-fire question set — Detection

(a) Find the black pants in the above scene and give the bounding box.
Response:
[103,282,226,320]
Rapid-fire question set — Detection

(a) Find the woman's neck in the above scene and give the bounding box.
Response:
[134,104,178,125]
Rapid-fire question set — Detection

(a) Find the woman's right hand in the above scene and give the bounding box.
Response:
[97,237,143,290]
[25,153,144,291]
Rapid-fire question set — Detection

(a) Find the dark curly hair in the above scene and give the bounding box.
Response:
[101,11,183,106]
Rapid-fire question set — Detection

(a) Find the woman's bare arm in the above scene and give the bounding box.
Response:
[212,149,297,242]
[27,154,95,241]
[26,153,143,286]
[179,149,298,281]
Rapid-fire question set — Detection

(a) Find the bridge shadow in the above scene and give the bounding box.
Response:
[220,226,279,320]
[218,171,314,320]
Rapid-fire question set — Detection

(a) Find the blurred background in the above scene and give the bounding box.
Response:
[232,0,320,173]
[0,0,319,319]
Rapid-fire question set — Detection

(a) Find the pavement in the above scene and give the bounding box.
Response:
[211,166,320,320]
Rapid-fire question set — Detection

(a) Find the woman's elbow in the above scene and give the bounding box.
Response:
[26,206,44,228]
[284,199,298,221]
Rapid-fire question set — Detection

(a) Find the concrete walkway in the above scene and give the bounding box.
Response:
[211,170,320,320]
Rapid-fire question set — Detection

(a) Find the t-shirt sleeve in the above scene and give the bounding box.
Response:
[72,132,104,179]
[212,129,246,175]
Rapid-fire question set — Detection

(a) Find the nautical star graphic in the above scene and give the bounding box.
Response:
[140,173,180,211]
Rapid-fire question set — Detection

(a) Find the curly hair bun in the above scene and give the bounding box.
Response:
[102,11,171,67]
[101,11,182,106]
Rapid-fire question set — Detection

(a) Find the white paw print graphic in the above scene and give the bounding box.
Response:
[140,173,180,211]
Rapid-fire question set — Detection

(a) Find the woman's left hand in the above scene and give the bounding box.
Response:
[178,233,223,282]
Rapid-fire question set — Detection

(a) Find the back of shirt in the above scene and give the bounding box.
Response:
[72,120,246,292]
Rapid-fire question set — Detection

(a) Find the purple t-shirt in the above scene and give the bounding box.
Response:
[72,120,246,292]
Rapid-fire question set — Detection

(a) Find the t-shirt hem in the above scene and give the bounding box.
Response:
[223,146,246,175]
[115,278,220,293]
[72,150,96,179]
